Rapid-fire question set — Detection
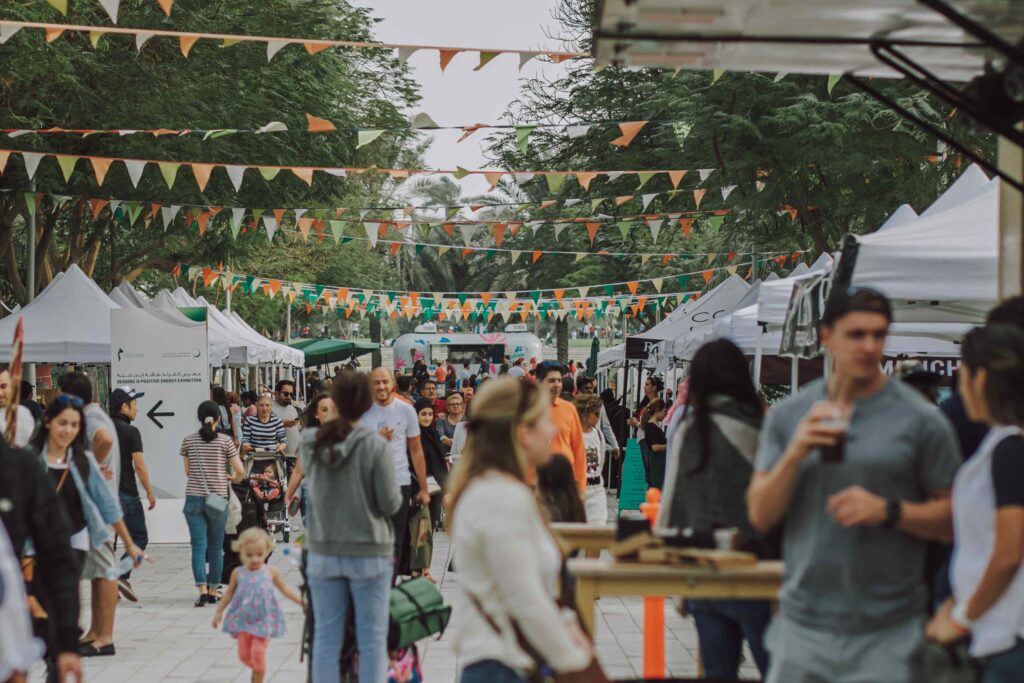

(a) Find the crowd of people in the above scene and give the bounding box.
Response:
[7,288,1024,682]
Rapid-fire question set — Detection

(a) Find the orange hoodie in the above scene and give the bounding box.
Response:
[550,396,587,491]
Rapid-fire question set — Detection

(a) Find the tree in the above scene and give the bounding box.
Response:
[0,0,421,311]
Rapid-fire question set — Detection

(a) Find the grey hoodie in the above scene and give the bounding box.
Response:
[300,425,403,557]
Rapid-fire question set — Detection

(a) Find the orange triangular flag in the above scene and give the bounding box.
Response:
[508,222,521,236]
[443,223,454,237]
[201,267,216,286]
[150,203,160,219]
[273,208,286,225]
[457,123,486,142]
[679,217,693,240]
[89,199,109,219]
[191,163,214,192]
[306,113,336,132]
[784,205,798,220]
[532,250,543,263]
[636,296,648,311]
[179,35,199,57]
[668,170,687,189]
[553,289,565,302]
[484,172,502,190]
[390,242,402,256]
[610,121,648,147]
[614,195,634,207]
[304,41,332,55]
[492,223,507,247]
[196,211,211,236]
[268,279,282,294]
[89,157,112,185]
[156,0,173,15]
[291,167,314,186]
[461,248,473,259]
[297,217,314,240]
[661,255,673,265]
[539,200,557,209]
[693,189,707,209]
[439,49,460,72]
[702,270,713,283]
[0,151,8,174]
[378,223,390,238]
[626,281,639,295]
[727,251,737,262]
[480,292,492,305]
[586,222,600,243]
[45,29,65,43]
[575,172,598,191]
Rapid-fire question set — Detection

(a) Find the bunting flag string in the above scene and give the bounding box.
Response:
[0,20,586,69]
[0,148,750,198]
[43,0,174,22]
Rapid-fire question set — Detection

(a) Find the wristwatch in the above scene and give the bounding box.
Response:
[882,499,902,529]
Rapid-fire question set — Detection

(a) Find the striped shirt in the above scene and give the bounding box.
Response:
[242,414,286,451]
[180,433,238,497]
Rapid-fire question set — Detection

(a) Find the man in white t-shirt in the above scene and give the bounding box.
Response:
[0,365,35,447]
[365,367,430,573]
[271,379,301,460]
[508,358,527,377]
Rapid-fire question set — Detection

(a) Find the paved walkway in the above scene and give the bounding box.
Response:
[33,529,760,682]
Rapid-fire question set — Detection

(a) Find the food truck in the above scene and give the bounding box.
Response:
[392,323,543,375]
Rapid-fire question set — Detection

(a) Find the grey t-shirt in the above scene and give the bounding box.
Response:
[84,402,120,496]
[755,378,960,632]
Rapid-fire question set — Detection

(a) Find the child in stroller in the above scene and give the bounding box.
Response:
[246,452,290,542]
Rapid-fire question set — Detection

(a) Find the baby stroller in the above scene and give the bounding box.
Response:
[246,449,291,542]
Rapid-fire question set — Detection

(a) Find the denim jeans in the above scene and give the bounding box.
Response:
[687,598,772,678]
[306,552,392,683]
[981,638,1024,683]
[461,659,528,683]
[118,493,148,579]
[183,495,228,588]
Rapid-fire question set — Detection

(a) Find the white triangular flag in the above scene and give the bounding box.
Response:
[230,208,245,230]
[161,205,181,230]
[459,224,477,246]
[324,169,347,177]
[51,195,71,208]
[554,223,569,239]
[641,193,657,211]
[135,32,153,51]
[364,222,379,247]
[124,160,146,187]
[359,209,371,222]
[22,153,43,179]
[698,168,715,182]
[756,181,765,192]
[398,47,418,63]
[578,286,590,298]
[266,40,288,62]
[7,130,29,138]
[652,277,664,293]
[641,254,652,266]
[255,121,288,134]
[647,218,664,242]
[566,124,592,139]
[98,0,119,23]
[563,198,581,207]
[263,216,278,241]
[519,53,536,70]
[409,112,438,129]
[225,166,245,191]
[294,208,307,220]
[575,252,586,263]
[510,250,522,264]
[0,25,21,44]
[606,171,624,182]
[513,173,534,183]
[720,184,737,201]
[108,200,122,215]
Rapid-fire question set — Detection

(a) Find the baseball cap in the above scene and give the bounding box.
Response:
[110,386,145,409]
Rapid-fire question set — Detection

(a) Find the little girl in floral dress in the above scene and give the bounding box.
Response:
[212,528,302,682]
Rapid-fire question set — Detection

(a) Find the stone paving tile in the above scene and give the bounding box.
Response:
[30,506,761,681]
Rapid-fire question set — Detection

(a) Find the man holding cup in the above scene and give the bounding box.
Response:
[747,287,960,682]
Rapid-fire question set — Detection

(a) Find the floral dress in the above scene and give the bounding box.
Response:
[221,565,287,639]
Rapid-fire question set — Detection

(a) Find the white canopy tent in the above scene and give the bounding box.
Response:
[224,308,304,368]
[0,265,119,363]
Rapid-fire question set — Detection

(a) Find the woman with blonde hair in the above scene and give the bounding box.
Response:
[448,377,602,683]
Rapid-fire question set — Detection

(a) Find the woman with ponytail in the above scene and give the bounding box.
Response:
[449,377,600,683]
[181,400,245,607]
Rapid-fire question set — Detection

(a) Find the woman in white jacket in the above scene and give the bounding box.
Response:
[448,377,595,683]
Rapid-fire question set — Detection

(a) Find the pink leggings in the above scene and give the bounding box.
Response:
[237,632,269,672]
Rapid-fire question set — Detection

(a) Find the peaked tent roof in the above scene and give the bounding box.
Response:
[0,265,119,363]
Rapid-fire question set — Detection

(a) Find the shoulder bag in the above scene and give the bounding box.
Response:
[191,437,229,513]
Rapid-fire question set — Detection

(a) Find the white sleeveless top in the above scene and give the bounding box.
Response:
[951,425,1024,657]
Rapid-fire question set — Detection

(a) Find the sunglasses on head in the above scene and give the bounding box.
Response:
[54,394,84,408]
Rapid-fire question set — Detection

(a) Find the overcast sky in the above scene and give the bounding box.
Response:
[350,0,569,195]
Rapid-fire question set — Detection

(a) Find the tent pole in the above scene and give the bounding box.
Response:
[998,134,1024,297]
[790,355,798,394]
[25,179,36,389]
[753,326,764,391]
[285,301,292,343]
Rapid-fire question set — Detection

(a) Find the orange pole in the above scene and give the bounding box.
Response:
[639,488,665,679]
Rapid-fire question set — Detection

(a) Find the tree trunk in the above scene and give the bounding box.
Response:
[369,315,382,369]
[556,318,568,365]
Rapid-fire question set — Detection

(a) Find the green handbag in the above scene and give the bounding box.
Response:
[388,576,451,651]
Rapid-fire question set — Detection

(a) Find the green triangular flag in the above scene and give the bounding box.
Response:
[259,167,281,181]
[485,249,496,261]
[446,206,460,219]
[827,74,841,95]
[617,221,631,241]
[515,126,536,154]
[530,291,541,304]
[636,171,656,190]
[603,285,614,297]
[22,193,36,218]
[457,293,468,305]
[476,51,500,70]
[126,203,143,225]
[244,275,255,294]
[712,68,725,83]
[158,162,180,189]
[546,173,566,194]
[707,214,726,232]
[386,291,397,303]
[677,275,690,289]
[357,129,386,148]
[56,156,77,182]
[338,236,353,245]
[329,220,346,243]
[452,167,470,179]
[591,197,605,211]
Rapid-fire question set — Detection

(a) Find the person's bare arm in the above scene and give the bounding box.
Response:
[228,454,246,483]
[965,507,1024,619]
[408,436,430,505]
[285,459,304,505]
[747,403,845,532]
[93,428,114,479]
[212,570,239,628]
[271,567,303,605]
[132,451,156,509]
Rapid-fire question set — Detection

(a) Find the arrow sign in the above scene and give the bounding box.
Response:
[146,400,175,429]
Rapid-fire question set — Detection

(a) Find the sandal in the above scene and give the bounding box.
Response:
[80,643,115,657]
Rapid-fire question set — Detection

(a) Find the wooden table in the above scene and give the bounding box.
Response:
[568,558,784,635]
[551,523,616,559]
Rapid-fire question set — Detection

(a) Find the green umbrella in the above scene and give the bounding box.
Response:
[586,336,600,376]
[289,337,379,366]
